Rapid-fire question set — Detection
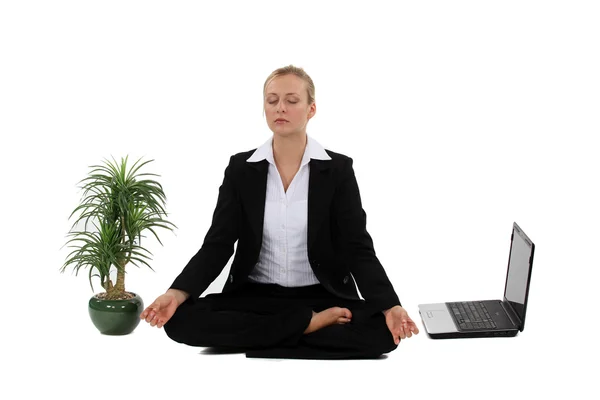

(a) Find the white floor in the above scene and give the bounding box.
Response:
[6,261,594,400]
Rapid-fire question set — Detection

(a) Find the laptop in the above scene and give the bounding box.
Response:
[418,222,535,339]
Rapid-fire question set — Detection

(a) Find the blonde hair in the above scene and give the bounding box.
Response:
[263,65,316,105]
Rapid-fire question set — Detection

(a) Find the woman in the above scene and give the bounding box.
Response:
[140,65,419,359]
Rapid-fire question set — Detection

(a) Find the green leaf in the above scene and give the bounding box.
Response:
[61,154,177,292]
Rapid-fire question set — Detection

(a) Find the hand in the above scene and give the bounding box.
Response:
[383,305,420,345]
[140,292,180,328]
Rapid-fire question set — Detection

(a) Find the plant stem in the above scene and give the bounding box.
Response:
[114,258,126,294]
[114,215,128,295]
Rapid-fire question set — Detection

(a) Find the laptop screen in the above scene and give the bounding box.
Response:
[503,223,535,330]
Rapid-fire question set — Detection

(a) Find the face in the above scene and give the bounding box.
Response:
[264,74,316,138]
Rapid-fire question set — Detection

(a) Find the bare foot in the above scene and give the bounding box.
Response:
[303,307,352,334]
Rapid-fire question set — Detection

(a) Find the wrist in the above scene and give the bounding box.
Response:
[383,305,402,316]
[166,288,190,306]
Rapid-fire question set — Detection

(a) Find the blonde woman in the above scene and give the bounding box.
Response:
[141,65,419,359]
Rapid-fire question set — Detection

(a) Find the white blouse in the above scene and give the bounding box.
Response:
[245,134,332,287]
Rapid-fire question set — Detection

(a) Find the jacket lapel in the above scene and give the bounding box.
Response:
[243,160,269,245]
[308,159,333,250]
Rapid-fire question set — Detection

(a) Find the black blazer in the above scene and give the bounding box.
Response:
[170,148,401,311]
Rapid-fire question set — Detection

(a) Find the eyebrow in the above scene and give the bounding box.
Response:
[266,92,300,96]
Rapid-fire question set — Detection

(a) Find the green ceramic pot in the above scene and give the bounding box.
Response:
[88,292,144,335]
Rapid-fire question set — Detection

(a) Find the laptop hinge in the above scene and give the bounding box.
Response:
[500,300,520,329]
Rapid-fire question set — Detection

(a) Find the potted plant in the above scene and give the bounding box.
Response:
[61,155,176,335]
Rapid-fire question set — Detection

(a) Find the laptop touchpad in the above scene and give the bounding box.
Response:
[421,307,458,334]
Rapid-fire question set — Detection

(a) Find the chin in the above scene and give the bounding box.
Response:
[273,130,298,137]
[272,125,290,133]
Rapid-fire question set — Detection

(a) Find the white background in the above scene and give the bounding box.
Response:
[1,1,598,399]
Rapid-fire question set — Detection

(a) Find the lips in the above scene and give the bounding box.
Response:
[275,119,288,122]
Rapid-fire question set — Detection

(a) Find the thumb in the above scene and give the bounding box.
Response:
[147,302,161,314]
[386,321,399,343]
[140,305,152,319]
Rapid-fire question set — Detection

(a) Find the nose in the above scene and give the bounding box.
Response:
[276,100,286,113]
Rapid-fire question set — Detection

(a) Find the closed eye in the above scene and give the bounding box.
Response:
[268,100,298,104]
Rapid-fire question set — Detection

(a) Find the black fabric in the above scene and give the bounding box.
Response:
[164,282,399,360]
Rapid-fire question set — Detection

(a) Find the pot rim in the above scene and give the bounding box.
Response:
[91,291,141,300]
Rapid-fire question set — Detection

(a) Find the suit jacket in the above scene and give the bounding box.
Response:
[170,148,401,311]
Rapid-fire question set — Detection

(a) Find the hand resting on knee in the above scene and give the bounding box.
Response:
[140,289,190,329]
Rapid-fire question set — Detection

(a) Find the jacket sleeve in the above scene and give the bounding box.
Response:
[332,157,401,311]
[170,155,241,299]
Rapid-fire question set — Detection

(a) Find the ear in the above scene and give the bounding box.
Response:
[307,102,316,120]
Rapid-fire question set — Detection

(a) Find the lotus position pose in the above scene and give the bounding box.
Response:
[141,65,419,359]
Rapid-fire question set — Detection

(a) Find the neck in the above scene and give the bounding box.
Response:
[272,132,307,166]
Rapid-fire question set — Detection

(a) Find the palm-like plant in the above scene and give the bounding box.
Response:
[61,156,176,300]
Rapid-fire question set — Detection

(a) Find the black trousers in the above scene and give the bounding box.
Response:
[164,282,399,360]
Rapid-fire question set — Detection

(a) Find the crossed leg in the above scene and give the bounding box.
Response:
[163,284,398,359]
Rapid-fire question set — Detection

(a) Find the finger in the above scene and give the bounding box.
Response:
[157,320,164,329]
[145,310,156,323]
[143,310,152,323]
[406,320,414,338]
[389,327,399,345]
[405,317,419,334]
[402,318,410,338]
[396,322,403,339]
[410,321,420,335]
[141,306,154,319]
[399,323,407,340]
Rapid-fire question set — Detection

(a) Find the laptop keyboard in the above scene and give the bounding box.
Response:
[447,301,498,330]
